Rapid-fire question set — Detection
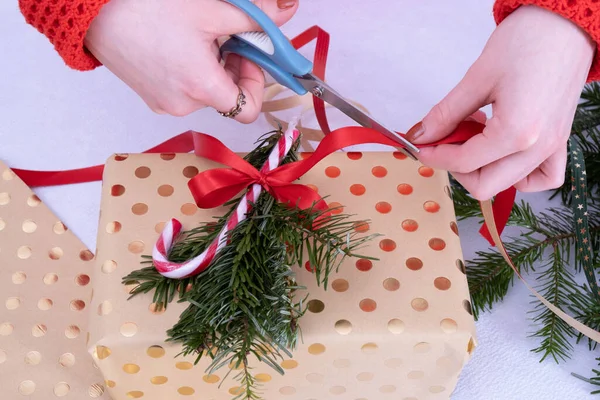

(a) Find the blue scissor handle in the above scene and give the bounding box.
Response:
[221,0,313,95]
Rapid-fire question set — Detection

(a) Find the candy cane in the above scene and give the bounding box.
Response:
[153,122,300,279]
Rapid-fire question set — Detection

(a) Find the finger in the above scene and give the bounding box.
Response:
[466,110,487,124]
[222,53,266,123]
[514,147,567,192]
[211,0,299,36]
[451,139,555,200]
[409,63,492,144]
[417,115,532,174]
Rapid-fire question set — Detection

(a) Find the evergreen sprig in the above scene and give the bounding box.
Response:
[122,129,378,399]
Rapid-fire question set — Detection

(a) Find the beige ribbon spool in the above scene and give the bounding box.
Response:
[261,83,600,343]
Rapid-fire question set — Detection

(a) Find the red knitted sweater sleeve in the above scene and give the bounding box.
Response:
[18,0,111,71]
[494,0,600,82]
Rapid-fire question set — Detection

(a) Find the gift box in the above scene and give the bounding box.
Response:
[88,135,477,399]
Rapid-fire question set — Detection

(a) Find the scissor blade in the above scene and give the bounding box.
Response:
[296,74,419,159]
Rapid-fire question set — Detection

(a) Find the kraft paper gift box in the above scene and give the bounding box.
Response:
[87,145,477,400]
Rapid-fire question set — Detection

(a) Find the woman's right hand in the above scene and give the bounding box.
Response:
[84,0,298,123]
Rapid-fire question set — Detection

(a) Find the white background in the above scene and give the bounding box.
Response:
[1,1,597,398]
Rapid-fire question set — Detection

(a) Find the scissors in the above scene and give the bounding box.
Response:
[219,0,420,160]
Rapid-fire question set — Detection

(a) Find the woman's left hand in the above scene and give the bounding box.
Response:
[408,5,596,200]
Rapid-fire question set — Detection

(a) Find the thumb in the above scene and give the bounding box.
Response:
[408,67,490,144]
[214,0,299,35]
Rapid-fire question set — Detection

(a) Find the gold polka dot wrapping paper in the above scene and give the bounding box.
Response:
[0,161,109,399]
[87,151,477,400]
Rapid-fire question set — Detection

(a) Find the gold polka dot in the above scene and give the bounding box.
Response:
[441,318,458,333]
[59,353,75,367]
[12,271,26,284]
[2,169,15,180]
[27,194,41,207]
[418,166,434,177]
[325,166,341,178]
[333,359,351,368]
[102,260,117,274]
[53,382,70,397]
[105,380,116,389]
[383,278,400,291]
[429,238,446,251]
[178,386,195,396]
[98,300,113,316]
[434,277,451,291]
[329,386,346,395]
[280,386,297,395]
[359,298,377,312]
[0,322,13,336]
[160,153,176,160]
[0,192,10,205]
[228,387,244,395]
[357,372,374,381]
[37,298,53,310]
[183,166,199,178]
[88,383,105,397]
[429,386,446,393]
[255,373,272,382]
[384,358,402,368]
[463,299,473,315]
[154,222,166,233]
[18,380,36,395]
[70,299,85,311]
[6,297,20,310]
[181,203,197,216]
[22,220,37,233]
[53,221,67,234]
[32,323,47,337]
[408,370,424,379]
[307,299,325,313]
[388,319,405,334]
[414,342,431,353]
[128,241,145,254]
[25,351,41,365]
[80,250,94,261]
[149,302,165,314]
[0,349,6,364]
[202,374,220,383]
[65,325,80,339]
[49,247,63,260]
[17,246,32,259]
[305,373,323,383]
[111,184,125,196]
[380,385,397,393]
[96,346,111,360]
[123,363,140,374]
[176,361,194,370]
[120,322,138,337]
[281,359,298,369]
[334,320,352,335]
[126,391,144,398]
[43,272,58,284]
[157,184,174,197]
[147,345,165,358]
[411,298,429,312]
[308,343,325,355]
[150,376,168,385]
[135,166,151,179]
[332,279,349,292]
[0,218,5,231]
[131,203,148,215]
[468,337,476,354]
[361,342,378,354]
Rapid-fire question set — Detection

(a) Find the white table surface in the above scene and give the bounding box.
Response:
[1,1,597,398]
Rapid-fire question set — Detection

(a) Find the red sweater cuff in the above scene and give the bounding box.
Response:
[19,0,111,71]
[494,0,600,82]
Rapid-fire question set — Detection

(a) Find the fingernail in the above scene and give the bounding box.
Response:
[277,0,296,10]
[406,121,425,142]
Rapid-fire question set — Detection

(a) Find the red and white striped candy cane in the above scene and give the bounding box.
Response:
[153,122,300,279]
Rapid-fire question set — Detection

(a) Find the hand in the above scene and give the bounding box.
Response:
[84,0,298,122]
[408,5,595,200]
